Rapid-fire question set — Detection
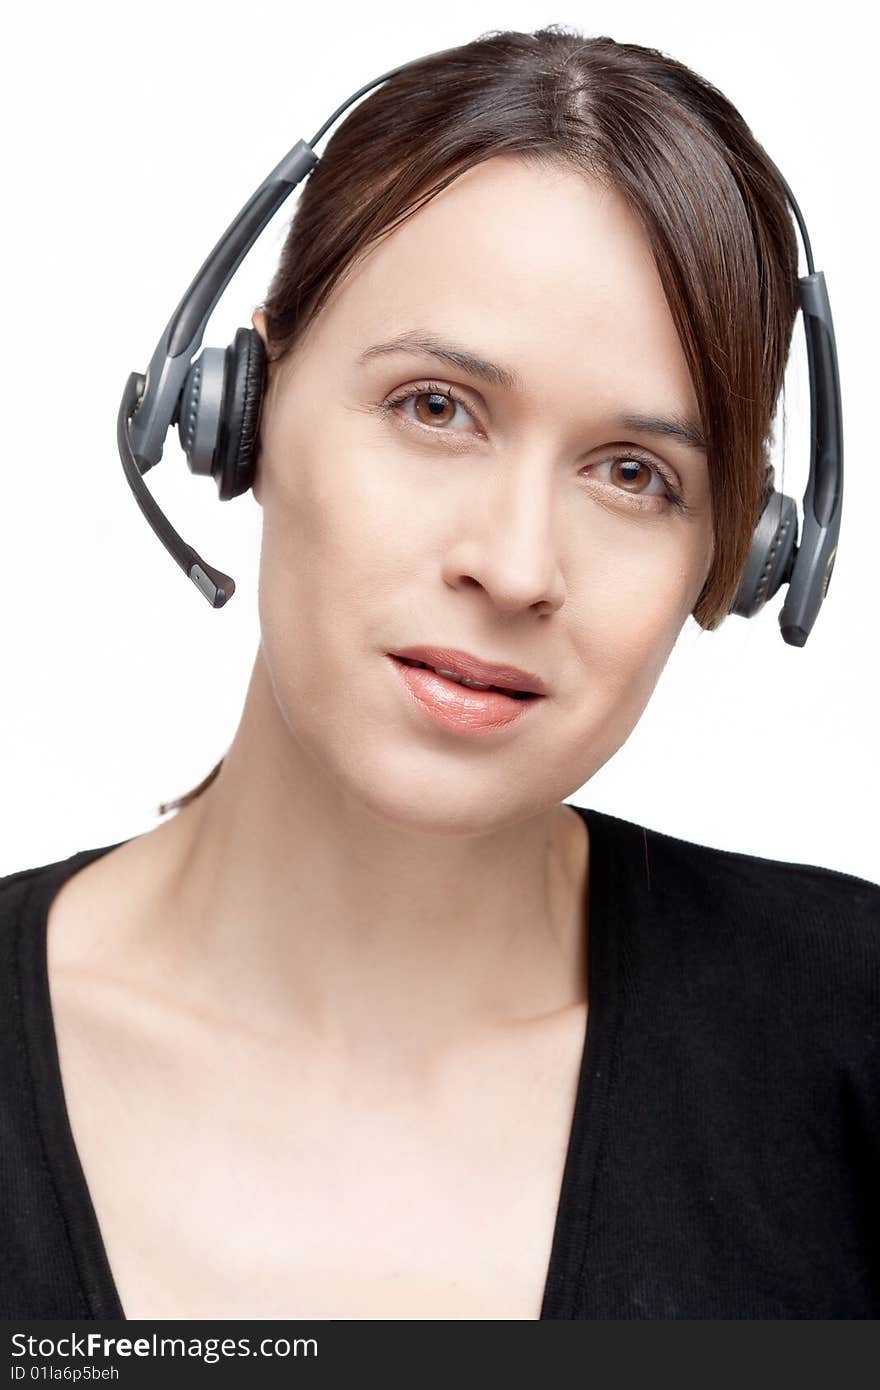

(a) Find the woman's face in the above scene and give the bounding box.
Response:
[251,155,714,831]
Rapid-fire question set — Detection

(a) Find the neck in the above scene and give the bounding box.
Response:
[136,648,590,1074]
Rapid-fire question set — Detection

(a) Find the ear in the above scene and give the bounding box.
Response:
[251,305,271,353]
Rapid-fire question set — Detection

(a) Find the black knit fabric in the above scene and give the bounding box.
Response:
[1,805,877,1320]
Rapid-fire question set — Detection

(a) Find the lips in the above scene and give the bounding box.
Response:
[388,646,548,697]
[395,657,533,700]
[389,654,543,735]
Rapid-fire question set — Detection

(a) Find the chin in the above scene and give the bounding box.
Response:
[337,750,555,839]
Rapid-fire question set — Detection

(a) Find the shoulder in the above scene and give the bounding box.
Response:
[644,814,879,921]
[0,851,82,911]
[0,843,130,946]
[591,803,879,920]
[0,857,61,930]
[660,821,880,1038]
[590,806,880,1021]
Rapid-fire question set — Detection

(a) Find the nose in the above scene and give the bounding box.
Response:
[441,453,567,616]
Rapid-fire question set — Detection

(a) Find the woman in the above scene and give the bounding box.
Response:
[1,27,877,1321]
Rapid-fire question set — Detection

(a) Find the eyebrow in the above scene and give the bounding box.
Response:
[357,330,708,453]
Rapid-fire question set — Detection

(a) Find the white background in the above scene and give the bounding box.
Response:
[2,0,876,881]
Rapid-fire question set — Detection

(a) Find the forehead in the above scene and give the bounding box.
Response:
[317,155,698,418]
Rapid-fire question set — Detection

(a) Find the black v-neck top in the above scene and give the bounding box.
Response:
[1,804,878,1320]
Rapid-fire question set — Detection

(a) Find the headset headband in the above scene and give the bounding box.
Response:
[116,50,842,647]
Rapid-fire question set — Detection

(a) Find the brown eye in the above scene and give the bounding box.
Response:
[609,457,660,496]
[383,382,478,436]
[584,451,688,513]
[413,391,457,426]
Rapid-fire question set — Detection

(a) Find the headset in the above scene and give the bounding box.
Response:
[117,49,842,647]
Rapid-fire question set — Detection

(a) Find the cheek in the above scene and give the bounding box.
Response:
[568,546,697,737]
[255,423,422,707]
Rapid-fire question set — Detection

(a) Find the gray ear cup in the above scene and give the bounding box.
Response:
[729,489,799,618]
[177,347,225,476]
[175,326,267,500]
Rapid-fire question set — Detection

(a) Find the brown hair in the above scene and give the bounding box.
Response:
[158,23,799,816]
